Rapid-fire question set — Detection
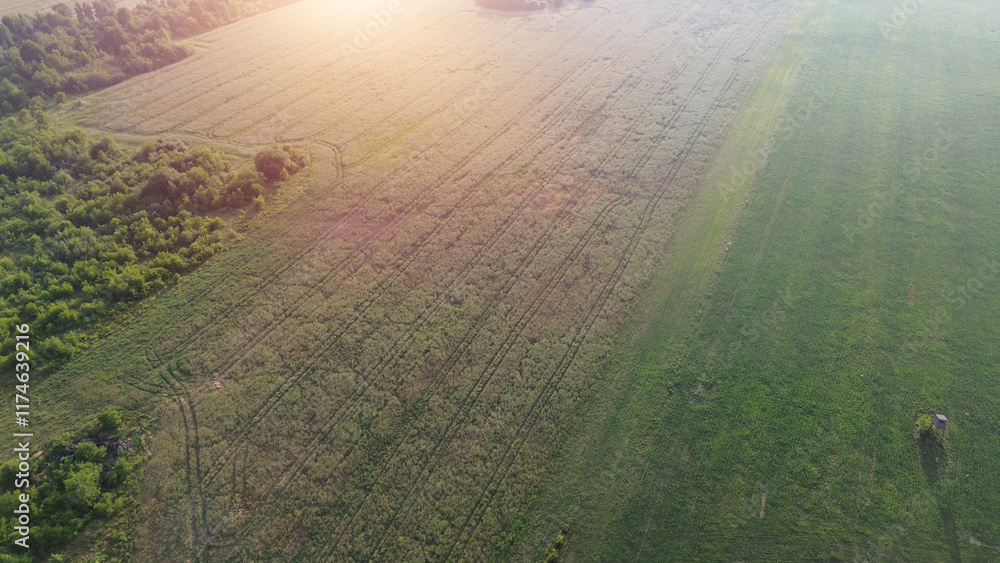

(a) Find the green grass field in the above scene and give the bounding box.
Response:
[12,0,1000,559]
[518,0,1000,560]
[30,1,805,559]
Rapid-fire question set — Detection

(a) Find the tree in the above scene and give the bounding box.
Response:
[52,4,74,18]
[142,166,181,199]
[18,40,46,64]
[63,463,101,509]
[254,146,293,182]
[92,0,116,20]
[73,441,106,464]
[74,3,93,24]
[0,459,20,491]
[115,7,132,28]
[96,17,128,54]
[0,22,13,48]
[97,408,122,432]
[109,458,133,487]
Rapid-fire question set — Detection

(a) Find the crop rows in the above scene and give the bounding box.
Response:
[64,0,802,559]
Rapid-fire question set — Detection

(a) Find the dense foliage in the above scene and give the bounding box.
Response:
[0,0,299,116]
[0,409,140,561]
[0,111,303,373]
[254,144,306,182]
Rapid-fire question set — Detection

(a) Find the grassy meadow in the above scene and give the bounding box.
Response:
[518,0,1000,560]
[31,0,806,560]
[7,0,999,559]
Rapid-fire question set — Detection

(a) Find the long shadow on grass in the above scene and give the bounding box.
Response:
[917,439,960,563]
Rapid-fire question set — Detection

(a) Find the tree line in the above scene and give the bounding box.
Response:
[0,0,300,116]
[0,110,307,374]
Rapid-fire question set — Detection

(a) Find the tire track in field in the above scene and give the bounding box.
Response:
[220,3,604,147]
[265,18,542,147]
[365,194,629,559]
[115,350,166,396]
[199,173,548,491]
[197,2,660,493]
[134,6,613,368]
[369,2,776,555]
[202,2,694,553]
[154,361,211,560]
[98,0,370,109]
[179,6,493,139]
[148,206,361,358]
[269,11,564,149]
[196,74,579,387]
[312,6,723,558]
[173,395,203,554]
[357,9,746,558]
[101,5,610,374]
[309,139,344,181]
[105,1,468,135]
[444,4,785,558]
[144,15,552,368]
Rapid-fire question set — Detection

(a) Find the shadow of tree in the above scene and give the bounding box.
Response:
[917,438,960,563]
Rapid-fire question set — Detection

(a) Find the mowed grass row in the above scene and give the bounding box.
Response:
[519,0,1000,560]
[36,0,805,560]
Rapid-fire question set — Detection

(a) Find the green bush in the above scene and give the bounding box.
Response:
[63,463,102,510]
[72,442,106,464]
[915,414,933,438]
[97,409,122,432]
[255,145,307,182]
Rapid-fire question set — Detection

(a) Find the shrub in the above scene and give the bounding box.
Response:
[73,441,107,464]
[97,408,122,432]
[254,146,293,182]
[915,414,933,439]
[255,145,306,182]
[915,414,945,447]
[63,463,102,509]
